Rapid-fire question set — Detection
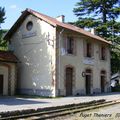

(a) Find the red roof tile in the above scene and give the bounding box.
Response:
[4,8,111,44]
[0,51,18,63]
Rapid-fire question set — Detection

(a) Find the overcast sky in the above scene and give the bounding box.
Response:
[1,0,78,29]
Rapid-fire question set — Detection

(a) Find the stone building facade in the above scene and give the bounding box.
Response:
[4,8,111,97]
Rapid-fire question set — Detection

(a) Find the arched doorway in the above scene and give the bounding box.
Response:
[0,65,9,95]
[65,67,74,96]
[0,75,3,95]
[85,69,92,95]
[100,70,106,93]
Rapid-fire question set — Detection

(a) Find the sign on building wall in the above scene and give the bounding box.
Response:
[22,31,37,39]
[83,58,94,65]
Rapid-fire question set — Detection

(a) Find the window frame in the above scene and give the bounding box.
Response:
[65,36,76,55]
[26,21,33,31]
[84,41,94,58]
[86,42,92,57]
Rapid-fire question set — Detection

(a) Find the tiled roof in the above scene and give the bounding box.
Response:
[4,8,111,44]
[0,51,18,63]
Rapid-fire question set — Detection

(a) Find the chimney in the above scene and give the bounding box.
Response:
[91,28,96,35]
[56,15,65,23]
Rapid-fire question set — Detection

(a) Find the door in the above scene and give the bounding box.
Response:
[66,67,73,96]
[85,75,91,95]
[101,76,105,92]
[100,70,106,93]
[85,69,92,95]
[0,75,3,95]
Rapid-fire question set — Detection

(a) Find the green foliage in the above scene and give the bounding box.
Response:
[73,0,120,22]
[0,7,5,28]
[0,29,8,50]
[0,7,7,50]
[112,85,120,92]
[73,0,120,74]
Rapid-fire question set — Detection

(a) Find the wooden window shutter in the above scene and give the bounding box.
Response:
[66,36,75,54]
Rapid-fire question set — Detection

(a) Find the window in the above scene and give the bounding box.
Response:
[100,46,106,60]
[26,21,33,31]
[86,42,92,57]
[66,37,75,54]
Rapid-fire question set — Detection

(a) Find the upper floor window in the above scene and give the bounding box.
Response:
[86,42,92,57]
[85,41,93,58]
[100,46,106,60]
[66,37,75,55]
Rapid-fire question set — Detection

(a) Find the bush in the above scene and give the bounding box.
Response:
[111,85,120,92]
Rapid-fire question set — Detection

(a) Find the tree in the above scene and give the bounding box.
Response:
[0,7,5,27]
[0,7,7,50]
[0,29,8,50]
[73,0,120,74]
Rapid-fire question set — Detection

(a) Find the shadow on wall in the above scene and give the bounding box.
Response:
[0,97,49,106]
[15,21,55,93]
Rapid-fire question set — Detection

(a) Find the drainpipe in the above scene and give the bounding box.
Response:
[58,29,64,96]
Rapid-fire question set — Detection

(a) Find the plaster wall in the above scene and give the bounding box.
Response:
[10,15,56,97]
[56,29,111,96]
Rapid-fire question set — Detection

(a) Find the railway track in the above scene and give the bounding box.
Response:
[0,99,120,120]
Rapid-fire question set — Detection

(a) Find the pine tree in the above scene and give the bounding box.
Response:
[0,7,7,50]
[0,7,5,28]
[73,0,120,73]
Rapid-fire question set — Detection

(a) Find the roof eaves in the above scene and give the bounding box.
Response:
[27,8,57,27]
[4,8,57,40]
[4,10,30,40]
[4,8,111,45]
[56,24,111,45]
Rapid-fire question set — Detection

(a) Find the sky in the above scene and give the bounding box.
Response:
[1,0,79,29]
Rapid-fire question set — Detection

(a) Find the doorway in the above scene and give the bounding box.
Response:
[65,67,73,96]
[0,75,3,95]
[101,70,106,93]
[85,69,92,95]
